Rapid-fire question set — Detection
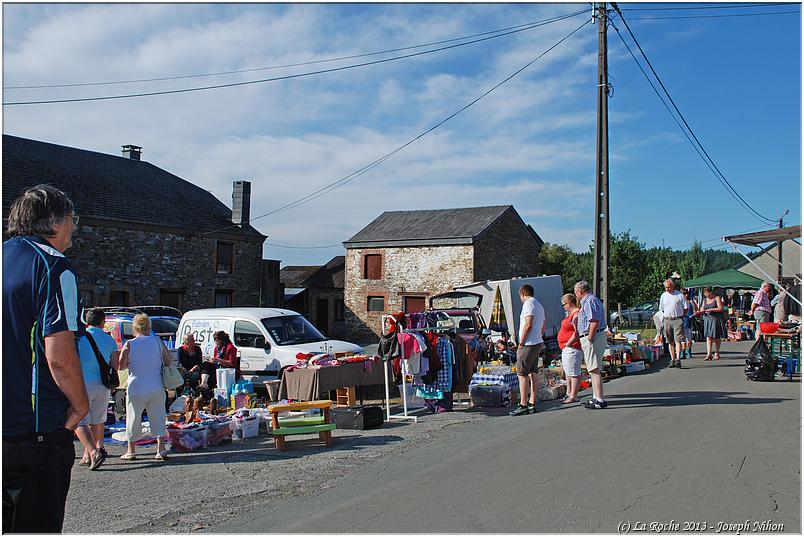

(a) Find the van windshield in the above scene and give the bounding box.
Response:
[261,315,327,346]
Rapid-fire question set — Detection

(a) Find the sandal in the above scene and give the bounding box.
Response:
[79,458,90,466]
[154,451,169,461]
[562,397,579,404]
[120,453,137,461]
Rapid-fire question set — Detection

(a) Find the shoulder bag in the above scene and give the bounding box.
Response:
[86,331,119,390]
[160,339,184,390]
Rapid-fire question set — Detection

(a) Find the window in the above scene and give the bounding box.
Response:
[335,299,345,322]
[80,289,94,308]
[109,291,129,306]
[121,321,134,341]
[363,254,382,280]
[214,290,233,308]
[216,242,234,274]
[367,296,385,312]
[234,320,266,348]
[159,290,182,310]
[260,315,326,346]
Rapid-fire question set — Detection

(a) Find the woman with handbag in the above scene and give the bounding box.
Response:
[118,314,171,461]
[76,308,120,470]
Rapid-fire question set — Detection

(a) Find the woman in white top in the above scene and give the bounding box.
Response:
[118,314,171,461]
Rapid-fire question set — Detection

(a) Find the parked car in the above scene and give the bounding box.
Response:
[428,291,488,344]
[609,301,659,326]
[175,308,364,385]
[96,306,183,349]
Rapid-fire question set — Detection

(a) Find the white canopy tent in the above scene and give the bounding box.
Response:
[722,225,802,308]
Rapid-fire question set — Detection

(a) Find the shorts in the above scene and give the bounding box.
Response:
[663,317,686,344]
[516,343,544,376]
[79,382,111,427]
[580,334,607,372]
[561,347,583,377]
[754,310,771,328]
[682,317,693,342]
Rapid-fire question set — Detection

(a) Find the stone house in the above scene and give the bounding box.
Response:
[280,256,346,338]
[2,134,267,311]
[343,205,544,341]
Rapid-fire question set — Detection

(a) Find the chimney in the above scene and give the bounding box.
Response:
[121,144,142,161]
[232,180,251,226]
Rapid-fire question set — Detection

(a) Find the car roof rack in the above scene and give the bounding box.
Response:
[96,305,183,317]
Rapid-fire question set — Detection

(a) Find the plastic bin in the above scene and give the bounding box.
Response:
[205,419,233,446]
[760,322,780,334]
[167,425,207,452]
[216,368,236,394]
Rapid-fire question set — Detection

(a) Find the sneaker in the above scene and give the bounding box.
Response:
[675,361,682,369]
[668,360,676,368]
[509,404,530,417]
[583,399,608,409]
[527,404,538,414]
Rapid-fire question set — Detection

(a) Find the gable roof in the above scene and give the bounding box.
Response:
[2,134,264,238]
[279,256,345,289]
[280,266,321,288]
[344,205,521,248]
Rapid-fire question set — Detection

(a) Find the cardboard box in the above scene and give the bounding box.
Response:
[624,361,646,373]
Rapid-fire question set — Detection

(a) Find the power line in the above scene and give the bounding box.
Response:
[4,10,587,106]
[624,10,799,20]
[5,14,581,91]
[266,242,341,249]
[610,5,776,225]
[619,2,797,11]
[203,17,592,236]
[665,226,768,250]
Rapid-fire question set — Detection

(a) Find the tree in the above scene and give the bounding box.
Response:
[678,241,706,281]
[608,231,646,308]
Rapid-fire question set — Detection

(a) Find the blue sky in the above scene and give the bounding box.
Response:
[3,3,801,265]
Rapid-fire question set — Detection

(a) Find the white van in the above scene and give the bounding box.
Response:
[175,308,364,384]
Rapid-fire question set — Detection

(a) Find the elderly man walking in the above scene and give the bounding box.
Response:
[3,184,89,533]
[574,281,608,409]
[750,282,773,340]
[660,279,687,368]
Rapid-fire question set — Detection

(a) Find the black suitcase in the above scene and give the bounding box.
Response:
[332,405,384,430]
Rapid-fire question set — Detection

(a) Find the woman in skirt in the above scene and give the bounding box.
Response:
[694,287,726,360]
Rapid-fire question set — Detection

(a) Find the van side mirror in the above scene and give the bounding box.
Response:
[263,341,271,353]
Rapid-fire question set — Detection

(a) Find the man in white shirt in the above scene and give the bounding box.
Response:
[510,284,545,416]
[659,279,688,368]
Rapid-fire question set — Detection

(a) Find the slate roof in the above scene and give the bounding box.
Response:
[344,205,541,248]
[279,256,345,289]
[280,266,321,288]
[2,134,264,238]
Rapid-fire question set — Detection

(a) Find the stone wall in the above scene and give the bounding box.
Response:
[472,208,542,282]
[344,245,474,342]
[70,224,264,311]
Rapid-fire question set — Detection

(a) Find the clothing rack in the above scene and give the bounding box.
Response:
[380,313,456,423]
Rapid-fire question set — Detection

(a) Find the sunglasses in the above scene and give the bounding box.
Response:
[67,214,79,225]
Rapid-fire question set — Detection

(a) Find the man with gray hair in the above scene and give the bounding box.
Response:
[3,184,89,533]
[574,281,608,409]
[749,282,773,340]
[659,279,687,368]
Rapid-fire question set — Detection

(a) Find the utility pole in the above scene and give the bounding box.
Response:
[778,209,789,285]
[593,2,610,316]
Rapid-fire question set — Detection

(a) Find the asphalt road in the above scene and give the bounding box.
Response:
[215,341,801,534]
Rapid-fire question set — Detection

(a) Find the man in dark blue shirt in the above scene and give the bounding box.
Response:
[3,184,89,533]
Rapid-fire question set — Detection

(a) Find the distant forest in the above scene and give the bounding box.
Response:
[538,231,744,308]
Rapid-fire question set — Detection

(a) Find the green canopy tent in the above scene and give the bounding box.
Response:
[683,268,763,289]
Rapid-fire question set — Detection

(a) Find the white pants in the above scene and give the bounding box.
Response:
[126,389,166,441]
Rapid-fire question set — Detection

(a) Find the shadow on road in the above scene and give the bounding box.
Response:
[605,391,793,408]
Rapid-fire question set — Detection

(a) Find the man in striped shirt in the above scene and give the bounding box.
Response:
[750,282,773,339]
[574,280,608,409]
